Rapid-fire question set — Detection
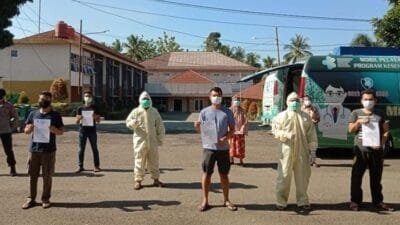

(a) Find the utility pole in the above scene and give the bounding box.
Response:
[38,0,41,33]
[79,19,83,98]
[275,26,281,65]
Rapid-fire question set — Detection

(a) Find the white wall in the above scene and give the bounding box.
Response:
[0,44,70,82]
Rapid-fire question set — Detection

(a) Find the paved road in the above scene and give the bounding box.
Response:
[0,118,399,225]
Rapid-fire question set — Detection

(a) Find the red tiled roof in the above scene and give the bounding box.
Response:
[165,70,215,84]
[17,30,144,69]
[141,52,257,71]
[234,81,264,100]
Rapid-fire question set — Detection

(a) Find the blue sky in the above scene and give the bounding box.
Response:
[10,0,390,60]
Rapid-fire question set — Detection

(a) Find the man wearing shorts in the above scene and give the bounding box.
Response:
[194,87,237,212]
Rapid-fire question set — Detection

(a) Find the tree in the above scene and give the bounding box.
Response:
[123,34,157,62]
[231,46,246,62]
[111,39,123,52]
[387,0,400,6]
[155,32,183,54]
[372,5,400,47]
[218,44,233,57]
[283,34,312,63]
[350,33,383,47]
[245,52,261,68]
[262,56,276,68]
[0,0,32,49]
[204,32,222,52]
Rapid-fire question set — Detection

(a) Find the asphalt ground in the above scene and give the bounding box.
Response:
[0,117,399,225]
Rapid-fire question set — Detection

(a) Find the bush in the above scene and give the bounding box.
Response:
[51,102,81,116]
[105,109,130,120]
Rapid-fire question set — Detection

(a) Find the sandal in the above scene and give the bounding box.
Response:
[275,205,287,210]
[350,202,359,211]
[153,180,165,187]
[134,182,142,190]
[299,205,312,210]
[375,202,394,212]
[224,201,238,211]
[199,203,210,212]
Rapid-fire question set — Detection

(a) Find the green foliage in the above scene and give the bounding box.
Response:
[50,102,81,116]
[204,32,222,52]
[105,109,130,120]
[123,34,157,62]
[5,92,19,104]
[231,46,246,62]
[372,5,400,47]
[262,56,276,68]
[17,91,29,104]
[0,0,32,49]
[111,39,123,52]
[283,34,312,63]
[155,32,183,54]
[245,52,261,68]
[350,33,383,47]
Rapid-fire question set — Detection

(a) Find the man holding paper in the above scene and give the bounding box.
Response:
[194,87,237,212]
[75,90,101,173]
[22,91,64,209]
[348,89,393,212]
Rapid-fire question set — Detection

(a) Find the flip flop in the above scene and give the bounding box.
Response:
[224,201,238,211]
[199,203,210,212]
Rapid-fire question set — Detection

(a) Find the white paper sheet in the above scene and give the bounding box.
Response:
[362,122,380,147]
[82,110,94,127]
[33,119,51,143]
[201,120,218,144]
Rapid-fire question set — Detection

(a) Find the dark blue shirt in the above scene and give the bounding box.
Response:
[77,104,99,132]
[25,110,64,153]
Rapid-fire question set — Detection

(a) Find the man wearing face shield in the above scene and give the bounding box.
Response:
[0,88,19,176]
[272,92,318,210]
[126,91,165,190]
[22,91,64,209]
[75,90,101,173]
[348,89,393,212]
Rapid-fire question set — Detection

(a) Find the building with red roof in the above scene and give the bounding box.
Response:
[0,21,147,108]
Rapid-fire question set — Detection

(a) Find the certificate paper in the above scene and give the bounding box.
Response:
[33,119,51,143]
[201,121,218,144]
[82,110,94,127]
[362,122,380,147]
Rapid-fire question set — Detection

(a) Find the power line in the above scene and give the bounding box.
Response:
[147,0,371,22]
[72,0,372,32]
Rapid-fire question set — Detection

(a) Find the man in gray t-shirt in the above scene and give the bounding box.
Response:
[348,89,393,212]
[194,87,237,212]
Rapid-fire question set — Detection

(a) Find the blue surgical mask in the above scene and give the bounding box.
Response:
[289,101,300,111]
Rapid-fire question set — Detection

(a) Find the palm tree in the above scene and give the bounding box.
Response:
[283,34,312,63]
[111,39,123,52]
[219,45,233,57]
[245,52,261,68]
[123,35,156,62]
[262,56,276,68]
[387,0,399,6]
[350,33,384,47]
[231,46,246,62]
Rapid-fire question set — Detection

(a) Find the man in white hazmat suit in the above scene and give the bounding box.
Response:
[126,91,165,190]
[272,92,318,210]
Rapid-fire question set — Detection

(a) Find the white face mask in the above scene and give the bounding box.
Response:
[84,97,93,103]
[303,100,311,107]
[210,96,222,105]
[233,100,240,106]
[362,100,375,109]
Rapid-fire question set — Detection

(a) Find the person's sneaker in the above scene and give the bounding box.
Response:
[94,167,101,173]
[74,167,84,173]
[10,166,17,177]
[22,198,36,209]
[42,202,51,209]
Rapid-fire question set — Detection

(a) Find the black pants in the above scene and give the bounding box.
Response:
[78,129,100,168]
[0,133,16,167]
[351,146,384,204]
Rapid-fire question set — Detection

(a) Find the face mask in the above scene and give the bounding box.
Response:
[141,99,151,108]
[289,101,300,111]
[84,97,93,103]
[362,100,375,109]
[233,100,240,106]
[303,100,311,107]
[39,100,51,108]
[211,96,222,105]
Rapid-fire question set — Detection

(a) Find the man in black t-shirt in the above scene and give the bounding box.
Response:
[22,91,64,209]
[348,89,393,212]
[74,90,101,173]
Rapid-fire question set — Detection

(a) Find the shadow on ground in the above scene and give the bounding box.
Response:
[52,200,181,212]
[164,182,257,193]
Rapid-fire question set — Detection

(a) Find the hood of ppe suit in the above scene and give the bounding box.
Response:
[139,91,152,106]
[286,92,299,107]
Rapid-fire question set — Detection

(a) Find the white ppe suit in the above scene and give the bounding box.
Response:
[126,92,165,182]
[272,92,318,207]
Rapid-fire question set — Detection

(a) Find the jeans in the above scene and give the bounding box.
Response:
[0,133,16,167]
[78,129,100,168]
